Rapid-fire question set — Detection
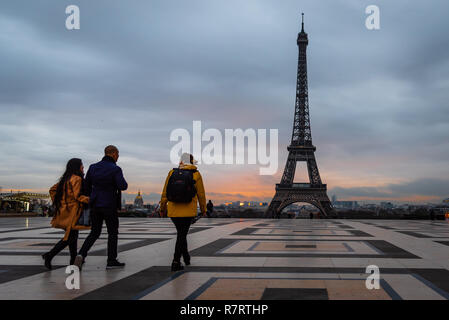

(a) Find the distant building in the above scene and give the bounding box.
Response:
[333,201,358,210]
[443,198,449,204]
[380,202,394,209]
[222,201,268,209]
[0,191,50,213]
[134,190,144,208]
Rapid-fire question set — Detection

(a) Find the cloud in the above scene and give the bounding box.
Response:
[1,0,449,204]
[329,178,449,202]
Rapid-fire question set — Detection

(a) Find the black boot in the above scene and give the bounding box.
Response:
[42,253,52,270]
[183,254,191,266]
[171,261,184,272]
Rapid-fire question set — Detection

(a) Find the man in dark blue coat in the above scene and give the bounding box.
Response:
[75,145,128,270]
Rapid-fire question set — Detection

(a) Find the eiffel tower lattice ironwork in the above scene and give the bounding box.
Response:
[266,14,334,218]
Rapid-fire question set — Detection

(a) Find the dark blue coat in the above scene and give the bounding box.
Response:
[85,156,128,209]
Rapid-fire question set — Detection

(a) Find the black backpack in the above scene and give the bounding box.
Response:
[166,168,197,203]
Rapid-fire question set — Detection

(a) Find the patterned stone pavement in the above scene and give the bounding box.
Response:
[0,217,448,300]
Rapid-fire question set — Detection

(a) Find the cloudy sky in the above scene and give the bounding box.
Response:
[1,0,448,204]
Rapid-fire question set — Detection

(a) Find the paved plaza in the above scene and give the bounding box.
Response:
[0,217,448,300]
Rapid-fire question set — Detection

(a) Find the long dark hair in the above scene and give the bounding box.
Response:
[53,158,84,212]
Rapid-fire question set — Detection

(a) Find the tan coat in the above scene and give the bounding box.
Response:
[160,164,207,218]
[49,175,90,240]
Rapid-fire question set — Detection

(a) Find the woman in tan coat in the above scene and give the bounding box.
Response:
[42,158,90,269]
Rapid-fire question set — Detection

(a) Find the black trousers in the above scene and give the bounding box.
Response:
[47,230,79,263]
[170,217,192,262]
[79,207,119,262]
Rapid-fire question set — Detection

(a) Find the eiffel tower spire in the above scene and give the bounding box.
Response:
[292,12,311,147]
[266,14,334,218]
[301,12,304,32]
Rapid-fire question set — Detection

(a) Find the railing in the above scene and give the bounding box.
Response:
[0,192,50,200]
[276,183,327,189]
[292,183,311,188]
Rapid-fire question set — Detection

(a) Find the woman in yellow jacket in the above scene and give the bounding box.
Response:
[43,158,90,269]
[161,153,206,271]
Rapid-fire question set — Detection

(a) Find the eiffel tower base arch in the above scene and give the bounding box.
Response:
[265,187,335,219]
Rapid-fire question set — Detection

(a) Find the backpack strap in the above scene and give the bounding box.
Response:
[174,168,197,174]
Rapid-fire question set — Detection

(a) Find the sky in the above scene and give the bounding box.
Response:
[1,0,448,205]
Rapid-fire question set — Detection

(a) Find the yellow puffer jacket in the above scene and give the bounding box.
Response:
[160,164,206,218]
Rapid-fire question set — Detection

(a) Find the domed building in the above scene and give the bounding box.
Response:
[134,190,144,208]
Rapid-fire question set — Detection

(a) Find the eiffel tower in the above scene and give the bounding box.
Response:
[266,14,334,218]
